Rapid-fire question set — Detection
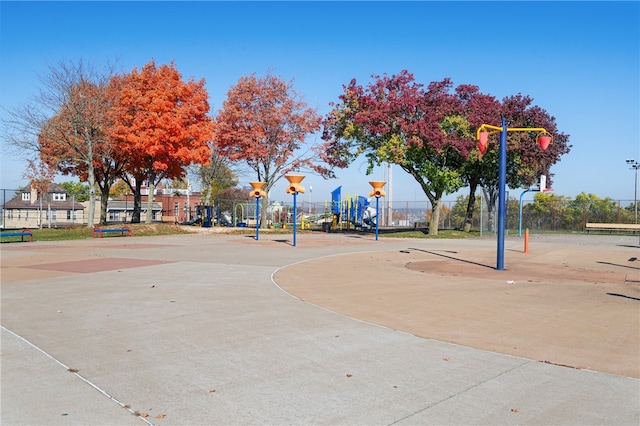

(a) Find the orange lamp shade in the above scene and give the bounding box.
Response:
[537,135,552,151]
[249,182,267,198]
[285,174,306,194]
[478,131,489,154]
[368,181,386,198]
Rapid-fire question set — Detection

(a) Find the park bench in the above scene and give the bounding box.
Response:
[585,223,640,234]
[0,228,33,242]
[92,226,132,238]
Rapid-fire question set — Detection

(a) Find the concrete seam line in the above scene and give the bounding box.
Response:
[1,325,155,426]
[387,359,533,425]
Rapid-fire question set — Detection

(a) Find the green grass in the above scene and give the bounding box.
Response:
[379,229,483,239]
[0,224,500,243]
[1,223,193,242]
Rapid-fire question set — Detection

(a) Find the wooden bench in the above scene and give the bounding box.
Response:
[585,223,640,234]
[0,228,33,242]
[92,226,132,238]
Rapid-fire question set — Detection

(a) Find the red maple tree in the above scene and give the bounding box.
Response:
[214,72,333,223]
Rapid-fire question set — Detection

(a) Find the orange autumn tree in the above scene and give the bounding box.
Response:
[38,74,115,227]
[109,60,213,223]
[214,72,334,224]
[39,81,127,226]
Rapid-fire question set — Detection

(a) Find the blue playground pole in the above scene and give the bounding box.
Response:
[496,116,507,271]
[255,196,260,241]
[292,192,297,247]
[375,196,380,241]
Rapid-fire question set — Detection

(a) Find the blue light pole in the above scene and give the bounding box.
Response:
[368,181,386,241]
[496,117,508,270]
[249,182,267,241]
[255,196,260,240]
[285,174,306,247]
[375,196,380,240]
[292,192,298,246]
[477,119,552,270]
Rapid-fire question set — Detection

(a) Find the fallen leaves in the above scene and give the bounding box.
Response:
[67,368,79,373]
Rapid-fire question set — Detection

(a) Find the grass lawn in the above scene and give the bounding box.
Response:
[1,223,489,243]
[1,223,195,242]
[379,229,483,239]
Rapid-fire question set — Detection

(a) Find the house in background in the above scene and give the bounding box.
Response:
[104,199,163,223]
[1,184,85,229]
[1,184,166,228]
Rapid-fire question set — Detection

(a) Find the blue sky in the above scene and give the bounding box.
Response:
[1,1,638,205]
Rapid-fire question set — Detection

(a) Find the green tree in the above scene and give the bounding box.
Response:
[527,192,571,231]
[192,152,238,206]
[60,181,90,202]
[570,193,620,224]
[450,194,481,230]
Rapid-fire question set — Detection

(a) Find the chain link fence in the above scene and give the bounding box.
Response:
[2,188,637,233]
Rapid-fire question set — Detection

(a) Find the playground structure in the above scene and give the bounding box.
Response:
[180,186,388,233]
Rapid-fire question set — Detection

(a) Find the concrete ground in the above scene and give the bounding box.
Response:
[1,230,638,425]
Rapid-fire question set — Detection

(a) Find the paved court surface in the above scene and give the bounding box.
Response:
[1,231,638,425]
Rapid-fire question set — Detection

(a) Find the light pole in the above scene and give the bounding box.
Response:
[626,159,639,224]
[368,181,386,241]
[285,174,305,247]
[477,117,552,270]
[249,182,267,240]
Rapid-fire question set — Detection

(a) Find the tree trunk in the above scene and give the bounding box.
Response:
[260,196,269,228]
[132,182,142,223]
[99,186,110,225]
[86,171,96,228]
[428,198,442,236]
[146,178,155,224]
[463,180,479,232]
[482,186,498,233]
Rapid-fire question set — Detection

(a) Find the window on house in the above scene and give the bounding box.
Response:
[21,193,30,201]
[52,193,66,201]
[7,210,13,219]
